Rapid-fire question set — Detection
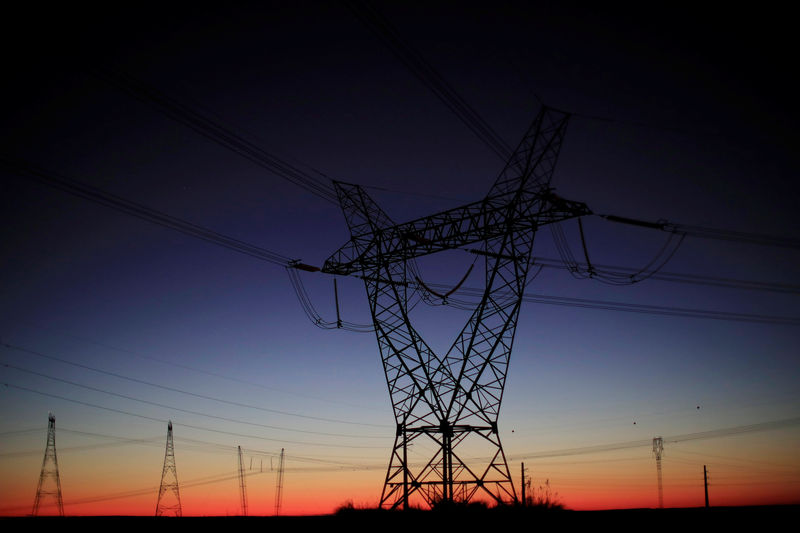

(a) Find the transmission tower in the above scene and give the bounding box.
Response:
[32,413,64,516]
[237,446,248,516]
[274,448,285,516]
[323,106,591,509]
[155,421,182,517]
[653,436,664,509]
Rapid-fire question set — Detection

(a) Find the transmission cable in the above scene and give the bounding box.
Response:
[532,257,798,293]
[1,341,388,428]
[551,218,686,285]
[343,0,513,161]
[600,214,800,250]
[1,156,295,267]
[286,268,374,332]
[514,416,800,460]
[421,284,799,325]
[3,383,386,449]
[90,67,339,205]
[2,361,384,439]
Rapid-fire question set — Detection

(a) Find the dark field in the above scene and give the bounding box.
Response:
[3,506,797,530]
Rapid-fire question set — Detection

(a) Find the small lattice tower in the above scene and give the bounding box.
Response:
[237,445,248,516]
[653,436,664,509]
[155,421,182,517]
[274,448,285,516]
[32,413,64,516]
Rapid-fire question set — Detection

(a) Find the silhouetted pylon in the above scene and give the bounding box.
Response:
[274,448,284,516]
[32,413,64,516]
[237,445,248,516]
[653,436,664,509]
[322,106,591,509]
[155,421,182,517]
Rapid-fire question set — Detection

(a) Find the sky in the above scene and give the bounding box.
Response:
[1,1,798,516]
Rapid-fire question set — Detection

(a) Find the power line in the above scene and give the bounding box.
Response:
[0,156,296,267]
[0,342,388,429]
[3,383,386,449]
[5,158,796,333]
[421,284,800,326]
[518,292,799,325]
[0,435,163,458]
[1,361,385,440]
[90,67,340,205]
[4,155,796,372]
[5,317,387,413]
[531,256,800,294]
[0,470,273,514]
[514,416,800,460]
[600,214,800,251]
[341,1,798,256]
[344,0,513,161]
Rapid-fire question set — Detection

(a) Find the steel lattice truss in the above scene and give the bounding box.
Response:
[323,107,591,509]
[156,421,183,517]
[32,414,64,516]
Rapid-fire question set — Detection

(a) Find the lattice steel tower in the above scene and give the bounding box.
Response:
[237,445,248,516]
[32,413,64,516]
[155,421,182,517]
[323,106,591,509]
[653,436,664,508]
[274,448,285,516]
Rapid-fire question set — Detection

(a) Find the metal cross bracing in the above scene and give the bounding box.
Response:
[32,413,64,516]
[323,106,592,509]
[155,421,183,517]
[237,445,248,516]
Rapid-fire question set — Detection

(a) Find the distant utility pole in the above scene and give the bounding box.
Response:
[238,446,248,516]
[275,448,285,516]
[652,437,664,509]
[703,465,709,508]
[520,463,528,506]
[32,413,64,516]
[155,421,182,517]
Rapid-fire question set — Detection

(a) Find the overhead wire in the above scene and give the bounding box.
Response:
[3,317,388,412]
[0,156,295,267]
[0,435,163,458]
[286,268,374,332]
[551,218,687,285]
[520,289,797,325]
[0,469,275,513]
[343,0,513,161]
[528,257,800,294]
[344,1,799,255]
[4,156,793,329]
[600,214,800,251]
[2,383,386,449]
[1,341,389,428]
[513,416,800,461]
[1,361,386,439]
[90,67,339,205]
[420,283,799,325]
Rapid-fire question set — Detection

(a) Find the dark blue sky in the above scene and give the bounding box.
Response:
[1,2,798,513]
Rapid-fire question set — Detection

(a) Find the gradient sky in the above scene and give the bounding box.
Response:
[1,2,798,516]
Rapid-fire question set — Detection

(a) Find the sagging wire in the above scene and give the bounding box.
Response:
[286,267,374,333]
[550,222,583,278]
[413,254,477,306]
[413,250,545,311]
[591,232,687,286]
[551,218,686,286]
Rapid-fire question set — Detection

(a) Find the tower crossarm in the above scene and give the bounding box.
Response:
[322,191,591,275]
